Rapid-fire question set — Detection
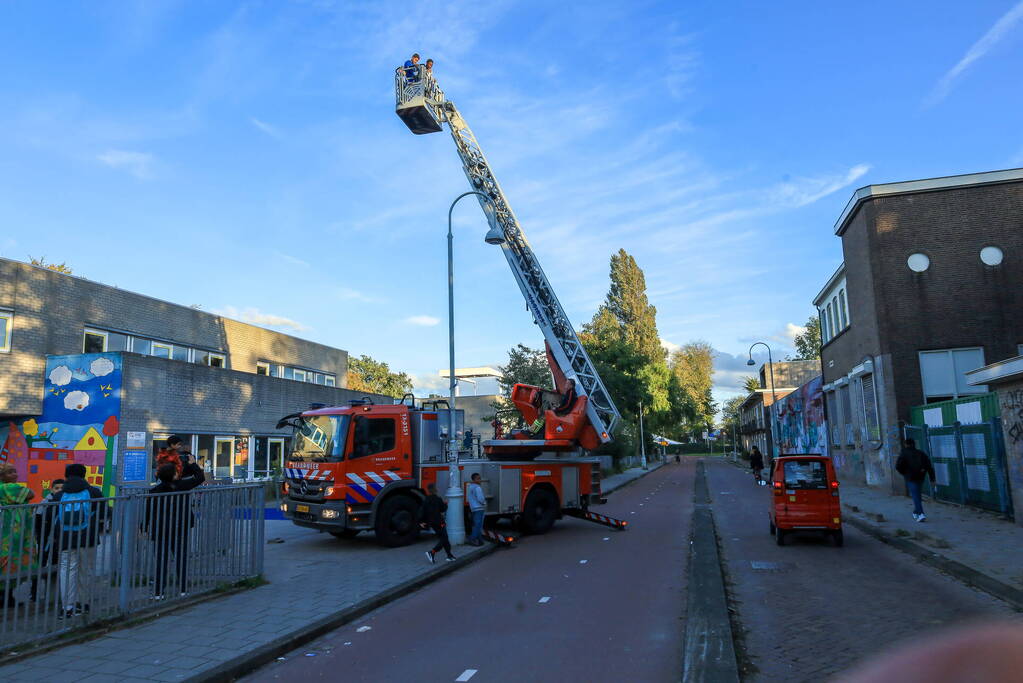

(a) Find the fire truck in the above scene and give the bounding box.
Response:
[278,63,626,546]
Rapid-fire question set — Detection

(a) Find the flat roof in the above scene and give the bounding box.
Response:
[965,355,1023,386]
[438,367,503,378]
[834,167,1023,236]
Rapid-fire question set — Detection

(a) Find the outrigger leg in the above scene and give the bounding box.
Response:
[481,528,516,546]
[563,509,629,530]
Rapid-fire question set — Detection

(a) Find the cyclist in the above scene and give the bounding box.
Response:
[750,446,765,485]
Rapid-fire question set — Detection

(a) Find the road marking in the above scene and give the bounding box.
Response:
[356,626,371,632]
[630,512,636,515]
[538,596,551,603]
[603,537,610,541]
[344,642,352,646]
[456,669,478,681]
[579,559,588,564]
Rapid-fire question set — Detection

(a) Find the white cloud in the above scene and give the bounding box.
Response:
[64,390,90,411]
[772,164,871,208]
[335,287,376,303]
[48,365,73,387]
[927,1,1023,106]
[96,149,155,179]
[784,323,806,342]
[661,339,681,355]
[216,306,309,332]
[250,117,280,138]
[90,357,115,377]
[405,315,440,327]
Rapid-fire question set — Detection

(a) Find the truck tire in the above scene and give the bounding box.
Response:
[775,529,786,546]
[330,529,361,539]
[521,487,559,535]
[832,530,844,547]
[375,495,421,547]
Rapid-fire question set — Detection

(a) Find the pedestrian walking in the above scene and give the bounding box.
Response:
[895,438,936,522]
[146,463,199,599]
[29,478,63,602]
[0,464,36,608]
[750,446,765,485]
[467,473,486,546]
[51,463,104,618]
[421,483,455,564]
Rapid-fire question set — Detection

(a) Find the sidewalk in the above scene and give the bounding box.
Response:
[0,463,660,682]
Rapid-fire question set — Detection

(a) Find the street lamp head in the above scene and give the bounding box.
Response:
[484,224,506,245]
[746,358,756,366]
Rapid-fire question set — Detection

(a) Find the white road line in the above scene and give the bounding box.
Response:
[456,669,478,681]
[579,559,588,564]
[603,537,610,541]
[356,626,371,632]
[538,596,551,603]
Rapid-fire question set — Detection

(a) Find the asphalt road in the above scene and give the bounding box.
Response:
[246,461,694,683]
[705,458,1016,681]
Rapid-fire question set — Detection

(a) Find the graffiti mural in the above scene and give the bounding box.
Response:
[774,376,826,455]
[0,353,121,499]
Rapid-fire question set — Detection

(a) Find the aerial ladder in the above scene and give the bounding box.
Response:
[394,64,621,456]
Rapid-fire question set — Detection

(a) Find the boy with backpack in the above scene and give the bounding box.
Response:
[50,463,104,618]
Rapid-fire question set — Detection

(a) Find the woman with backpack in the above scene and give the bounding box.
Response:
[0,464,36,608]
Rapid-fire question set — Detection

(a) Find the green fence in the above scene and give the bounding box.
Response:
[903,419,1012,515]
[909,393,1000,428]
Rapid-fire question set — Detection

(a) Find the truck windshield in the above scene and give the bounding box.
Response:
[289,415,349,462]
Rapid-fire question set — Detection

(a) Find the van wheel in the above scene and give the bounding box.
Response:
[775,529,786,546]
[769,520,776,536]
[375,496,421,547]
[330,529,360,539]
[832,530,844,547]
[522,488,559,535]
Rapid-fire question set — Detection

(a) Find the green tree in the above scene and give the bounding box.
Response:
[30,257,73,274]
[348,354,413,397]
[742,376,760,393]
[603,249,664,364]
[788,315,822,360]
[721,394,746,440]
[669,342,715,428]
[497,344,552,395]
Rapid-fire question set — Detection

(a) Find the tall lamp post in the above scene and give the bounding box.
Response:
[444,190,498,544]
[747,342,777,462]
[638,400,648,470]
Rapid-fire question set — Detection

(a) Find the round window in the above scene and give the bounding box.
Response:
[907,253,930,272]
[980,246,1003,266]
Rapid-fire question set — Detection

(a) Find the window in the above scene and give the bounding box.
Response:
[194,351,225,367]
[861,374,881,442]
[293,369,307,382]
[820,308,829,343]
[838,290,848,328]
[151,342,172,359]
[283,367,294,380]
[352,417,396,458]
[153,434,196,478]
[256,362,270,376]
[0,310,11,352]
[253,437,287,478]
[196,435,214,473]
[172,345,190,362]
[84,329,107,353]
[324,375,336,387]
[132,337,152,355]
[919,348,987,401]
[315,373,325,385]
[828,391,841,446]
[783,459,828,489]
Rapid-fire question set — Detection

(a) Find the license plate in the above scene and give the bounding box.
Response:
[296,504,310,513]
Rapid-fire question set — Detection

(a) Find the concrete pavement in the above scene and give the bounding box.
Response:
[0,462,664,682]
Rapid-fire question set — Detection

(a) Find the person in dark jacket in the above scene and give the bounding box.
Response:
[420,483,455,564]
[30,478,63,602]
[750,446,765,484]
[51,463,105,618]
[146,463,198,599]
[895,438,936,522]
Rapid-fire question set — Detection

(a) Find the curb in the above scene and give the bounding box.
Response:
[843,515,1023,610]
[603,461,666,495]
[682,461,740,683]
[193,543,499,682]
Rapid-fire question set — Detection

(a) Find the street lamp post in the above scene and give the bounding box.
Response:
[747,342,778,464]
[638,400,648,470]
[444,190,494,545]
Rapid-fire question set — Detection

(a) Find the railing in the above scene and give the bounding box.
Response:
[0,484,264,653]
[394,65,444,108]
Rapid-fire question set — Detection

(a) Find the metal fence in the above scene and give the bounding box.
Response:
[904,419,1013,515]
[0,484,264,652]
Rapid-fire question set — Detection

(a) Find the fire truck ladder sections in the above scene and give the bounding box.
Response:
[440,103,620,443]
[563,508,629,530]
[481,528,515,546]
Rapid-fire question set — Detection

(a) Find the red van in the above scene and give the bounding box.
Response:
[769,455,843,547]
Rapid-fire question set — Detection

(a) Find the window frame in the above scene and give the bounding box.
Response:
[861,374,881,443]
[207,353,226,368]
[838,289,848,328]
[83,328,109,353]
[151,342,173,359]
[918,347,987,401]
[256,361,270,376]
[293,368,307,382]
[0,310,11,353]
[324,375,336,387]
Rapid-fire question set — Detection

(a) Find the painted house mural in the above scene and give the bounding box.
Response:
[0,353,122,499]
[774,375,827,456]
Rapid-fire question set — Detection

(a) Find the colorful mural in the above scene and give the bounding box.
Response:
[774,375,827,456]
[0,353,122,499]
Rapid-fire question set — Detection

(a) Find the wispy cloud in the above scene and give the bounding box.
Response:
[405,315,440,326]
[926,1,1023,106]
[784,322,806,342]
[96,149,155,179]
[216,306,309,332]
[771,164,871,208]
[334,286,376,303]
[250,116,280,138]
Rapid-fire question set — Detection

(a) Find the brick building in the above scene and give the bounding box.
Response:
[814,168,1023,490]
[0,258,388,493]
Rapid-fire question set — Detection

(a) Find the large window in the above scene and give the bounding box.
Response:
[826,303,835,339]
[254,437,286,478]
[839,290,848,328]
[0,310,11,352]
[919,348,987,402]
[256,361,270,376]
[783,459,828,489]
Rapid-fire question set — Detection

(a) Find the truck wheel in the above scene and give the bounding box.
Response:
[775,529,786,546]
[375,496,421,547]
[521,488,559,535]
[832,530,844,547]
[330,529,360,539]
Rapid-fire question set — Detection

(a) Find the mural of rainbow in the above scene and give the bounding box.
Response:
[0,353,121,499]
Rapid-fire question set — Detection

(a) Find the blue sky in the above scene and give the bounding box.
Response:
[2,1,1022,408]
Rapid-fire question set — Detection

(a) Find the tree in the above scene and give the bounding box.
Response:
[603,249,664,364]
[497,344,552,395]
[669,342,715,428]
[742,376,760,393]
[721,395,746,440]
[347,355,413,397]
[29,257,73,274]
[788,315,822,360]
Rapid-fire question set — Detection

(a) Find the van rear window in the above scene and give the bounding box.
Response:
[783,460,828,489]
